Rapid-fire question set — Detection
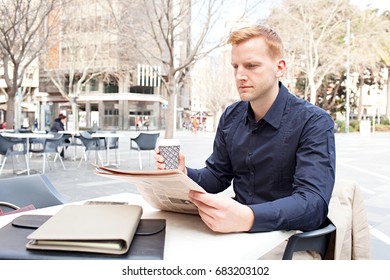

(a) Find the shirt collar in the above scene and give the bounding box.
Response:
[245,82,289,130]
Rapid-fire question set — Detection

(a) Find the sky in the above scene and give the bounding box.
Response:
[350,0,390,11]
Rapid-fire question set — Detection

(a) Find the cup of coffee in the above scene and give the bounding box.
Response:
[158,138,181,169]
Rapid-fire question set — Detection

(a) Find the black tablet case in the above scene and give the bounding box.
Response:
[0,215,165,260]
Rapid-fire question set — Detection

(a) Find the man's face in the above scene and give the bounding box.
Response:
[231,37,285,103]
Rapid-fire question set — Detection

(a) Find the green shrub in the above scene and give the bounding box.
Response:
[380,117,390,125]
[350,120,360,131]
[335,118,390,133]
[375,124,390,132]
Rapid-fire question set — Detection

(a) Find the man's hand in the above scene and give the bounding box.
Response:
[154,146,187,174]
[188,190,254,233]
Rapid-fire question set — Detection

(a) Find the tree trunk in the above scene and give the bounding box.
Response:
[357,76,364,121]
[5,95,16,129]
[213,108,223,132]
[164,77,176,139]
[386,67,390,119]
[71,99,79,131]
[309,75,317,104]
[307,70,317,104]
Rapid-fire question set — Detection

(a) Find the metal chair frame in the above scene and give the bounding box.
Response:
[0,134,28,176]
[30,133,66,173]
[130,133,160,170]
[78,131,105,167]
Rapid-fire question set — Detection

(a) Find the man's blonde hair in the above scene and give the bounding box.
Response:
[228,25,284,59]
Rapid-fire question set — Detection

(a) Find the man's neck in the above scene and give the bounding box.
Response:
[250,85,280,122]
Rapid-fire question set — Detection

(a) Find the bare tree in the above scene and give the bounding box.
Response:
[375,10,390,119]
[346,8,390,121]
[43,0,132,130]
[267,0,350,105]
[192,48,237,131]
[110,0,264,138]
[0,0,59,129]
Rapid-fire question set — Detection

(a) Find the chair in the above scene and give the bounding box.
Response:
[16,129,33,133]
[107,135,120,165]
[58,133,72,156]
[30,133,66,173]
[78,131,105,167]
[95,130,120,165]
[0,134,29,176]
[130,132,160,169]
[282,218,336,260]
[0,174,66,214]
[57,132,83,160]
[16,128,47,151]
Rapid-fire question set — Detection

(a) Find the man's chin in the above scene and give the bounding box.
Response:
[238,92,252,101]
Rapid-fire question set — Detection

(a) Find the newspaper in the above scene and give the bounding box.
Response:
[96,166,205,215]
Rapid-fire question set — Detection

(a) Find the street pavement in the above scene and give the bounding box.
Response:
[1,129,389,260]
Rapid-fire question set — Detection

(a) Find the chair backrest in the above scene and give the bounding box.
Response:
[0,134,25,156]
[131,133,160,150]
[44,133,64,153]
[108,137,119,149]
[80,131,92,139]
[79,131,103,150]
[96,131,118,148]
[0,174,66,213]
[282,218,336,260]
[17,129,33,133]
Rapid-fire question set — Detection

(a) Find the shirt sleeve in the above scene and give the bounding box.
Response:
[187,108,235,193]
[248,113,336,232]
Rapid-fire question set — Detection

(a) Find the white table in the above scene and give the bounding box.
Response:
[91,132,124,166]
[1,132,54,175]
[0,193,295,260]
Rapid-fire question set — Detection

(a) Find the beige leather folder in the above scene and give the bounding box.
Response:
[26,204,142,255]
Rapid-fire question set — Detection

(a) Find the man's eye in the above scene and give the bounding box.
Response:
[247,64,257,69]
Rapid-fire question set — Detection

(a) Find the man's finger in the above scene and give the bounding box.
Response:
[189,191,222,209]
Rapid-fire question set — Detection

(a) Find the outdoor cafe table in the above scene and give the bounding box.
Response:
[0,132,54,175]
[91,132,124,166]
[0,192,295,260]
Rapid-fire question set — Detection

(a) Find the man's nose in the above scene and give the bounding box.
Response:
[236,68,248,81]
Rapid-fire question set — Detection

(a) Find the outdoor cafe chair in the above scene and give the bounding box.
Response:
[130,132,160,170]
[30,133,66,173]
[282,218,336,260]
[94,130,120,165]
[78,131,105,167]
[0,134,28,176]
[106,133,120,165]
[0,174,66,215]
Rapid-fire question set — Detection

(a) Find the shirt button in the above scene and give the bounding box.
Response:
[250,172,254,176]
[248,192,253,196]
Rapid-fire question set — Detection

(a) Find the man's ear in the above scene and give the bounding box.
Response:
[276,59,286,78]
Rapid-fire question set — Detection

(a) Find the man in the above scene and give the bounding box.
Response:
[155,25,335,234]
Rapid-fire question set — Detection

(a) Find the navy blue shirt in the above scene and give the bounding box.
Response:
[187,83,335,232]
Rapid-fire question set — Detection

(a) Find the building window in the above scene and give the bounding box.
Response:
[130,86,154,95]
[90,103,99,111]
[90,78,98,91]
[104,82,118,93]
[105,109,119,115]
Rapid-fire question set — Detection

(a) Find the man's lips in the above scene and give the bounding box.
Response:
[239,85,252,90]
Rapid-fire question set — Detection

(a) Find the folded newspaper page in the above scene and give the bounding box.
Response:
[96,166,205,215]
